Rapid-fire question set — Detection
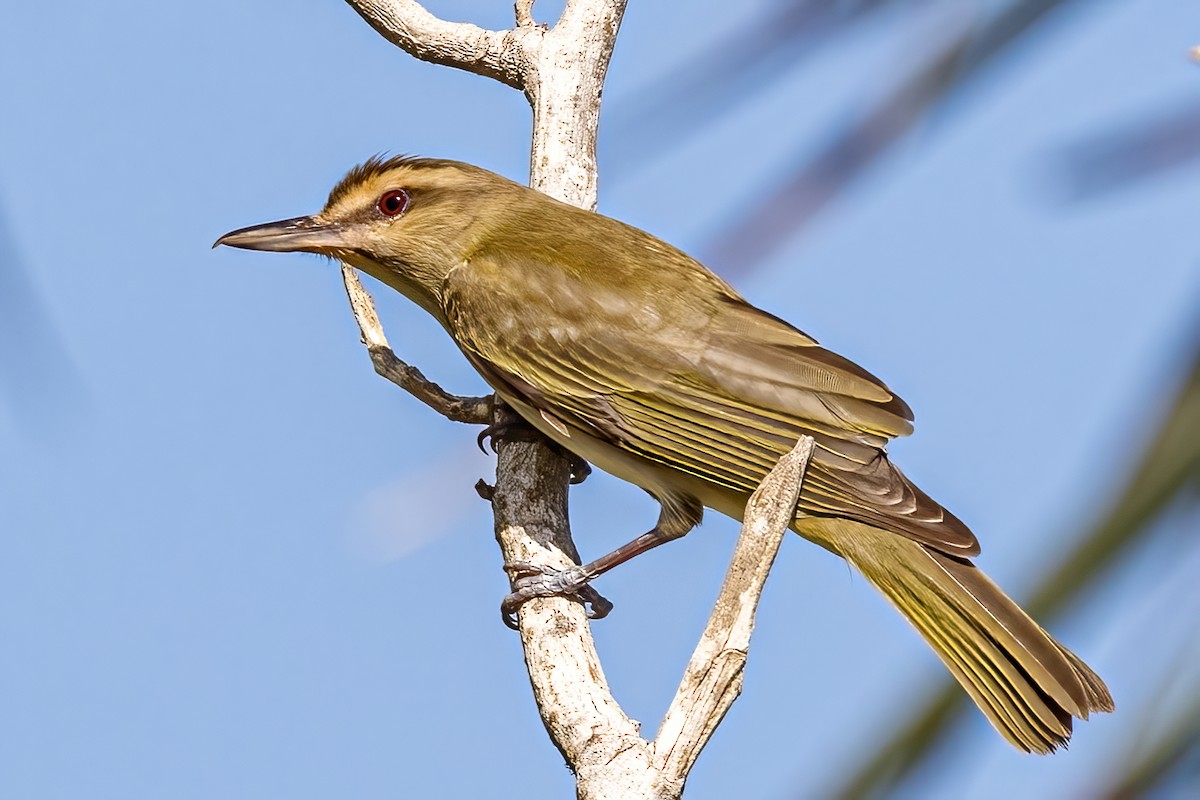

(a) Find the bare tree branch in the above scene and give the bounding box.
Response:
[488,426,660,799]
[490,434,814,799]
[524,0,627,208]
[654,436,814,781]
[337,7,640,792]
[344,0,537,88]
[339,1,807,796]
[340,265,491,424]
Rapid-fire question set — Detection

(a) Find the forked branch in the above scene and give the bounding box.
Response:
[338,1,804,797]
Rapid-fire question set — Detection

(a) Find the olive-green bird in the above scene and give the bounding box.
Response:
[216,156,1112,753]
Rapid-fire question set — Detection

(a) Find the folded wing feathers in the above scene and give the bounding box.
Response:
[455,279,975,555]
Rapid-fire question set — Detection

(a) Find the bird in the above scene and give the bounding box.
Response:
[215,155,1113,753]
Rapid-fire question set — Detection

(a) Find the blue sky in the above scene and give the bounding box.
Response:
[2,1,1197,798]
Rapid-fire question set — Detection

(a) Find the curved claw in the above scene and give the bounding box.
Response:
[500,561,613,629]
[568,456,592,485]
[477,414,590,487]
[477,418,541,454]
[578,584,613,620]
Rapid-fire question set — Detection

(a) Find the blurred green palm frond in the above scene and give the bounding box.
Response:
[0,196,87,438]
[831,338,1200,798]
[707,0,1087,272]
[1056,102,1200,199]
[618,0,1084,273]
[622,1,1200,795]
[1098,687,1200,799]
[624,0,1200,274]
[610,0,920,171]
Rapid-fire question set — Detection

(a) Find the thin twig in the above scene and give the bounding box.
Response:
[653,436,814,779]
[340,264,491,424]
[345,0,537,88]
[515,0,536,28]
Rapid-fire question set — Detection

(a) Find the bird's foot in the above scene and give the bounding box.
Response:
[500,561,614,629]
[476,417,541,453]
[566,455,591,485]
[476,414,591,484]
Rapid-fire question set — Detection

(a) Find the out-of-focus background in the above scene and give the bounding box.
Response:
[2,1,1197,797]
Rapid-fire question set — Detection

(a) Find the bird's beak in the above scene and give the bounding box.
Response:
[212,215,348,253]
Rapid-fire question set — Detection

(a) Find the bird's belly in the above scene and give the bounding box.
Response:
[496,393,846,557]
[497,392,752,525]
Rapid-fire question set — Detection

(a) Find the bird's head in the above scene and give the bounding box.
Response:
[214,155,519,317]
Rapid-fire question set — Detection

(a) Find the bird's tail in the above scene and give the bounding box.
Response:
[797,518,1114,752]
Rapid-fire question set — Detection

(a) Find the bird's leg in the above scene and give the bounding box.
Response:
[500,495,703,628]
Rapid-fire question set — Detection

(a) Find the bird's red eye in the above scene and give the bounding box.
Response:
[377,189,410,217]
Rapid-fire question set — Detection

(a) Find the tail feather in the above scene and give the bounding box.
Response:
[890,575,1073,751]
[1055,641,1113,716]
[799,518,1114,753]
[923,547,1099,717]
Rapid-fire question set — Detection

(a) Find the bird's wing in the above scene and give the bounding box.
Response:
[445,257,978,556]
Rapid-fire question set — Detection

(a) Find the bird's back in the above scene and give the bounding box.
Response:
[446,196,977,556]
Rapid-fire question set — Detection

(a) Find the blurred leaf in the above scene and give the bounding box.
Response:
[609,1,908,169]
[1100,690,1200,799]
[704,0,1082,274]
[1057,101,1200,199]
[348,446,491,562]
[830,333,1200,798]
[0,194,88,440]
